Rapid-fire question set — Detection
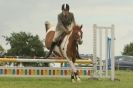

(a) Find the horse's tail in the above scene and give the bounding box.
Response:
[45,21,51,32]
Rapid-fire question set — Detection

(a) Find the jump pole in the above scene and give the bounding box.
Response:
[0,58,92,64]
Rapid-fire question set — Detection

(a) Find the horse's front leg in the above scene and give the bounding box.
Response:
[64,56,81,82]
[75,71,80,82]
[71,72,76,83]
[71,70,80,83]
[68,61,80,83]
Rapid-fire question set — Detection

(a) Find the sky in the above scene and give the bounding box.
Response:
[0,0,133,56]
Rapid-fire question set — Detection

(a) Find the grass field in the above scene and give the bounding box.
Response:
[0,70,133,88]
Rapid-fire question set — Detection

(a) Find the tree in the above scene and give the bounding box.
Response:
[0,45,4,51]
[0,45,5,57]
[4,32,45,57]
[122,42,133,56]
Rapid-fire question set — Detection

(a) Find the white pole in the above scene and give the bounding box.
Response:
[105,29,108,77]
[111,24,115,81]
[93,24,97,78]
[99,28,102,78]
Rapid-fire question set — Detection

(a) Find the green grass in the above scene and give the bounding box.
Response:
[0,70,133,88]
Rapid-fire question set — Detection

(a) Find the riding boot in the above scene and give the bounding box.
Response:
[44,42,56,58]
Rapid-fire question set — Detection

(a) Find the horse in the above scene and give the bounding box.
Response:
[44,22,83,82]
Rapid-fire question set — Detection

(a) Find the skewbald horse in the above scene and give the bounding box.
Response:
[45,22,83,82]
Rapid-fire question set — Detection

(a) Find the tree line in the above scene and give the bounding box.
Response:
[1,32,46,57]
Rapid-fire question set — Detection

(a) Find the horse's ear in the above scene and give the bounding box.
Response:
[80,25,83,29]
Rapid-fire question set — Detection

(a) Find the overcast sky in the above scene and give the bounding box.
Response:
[0,0,133,56]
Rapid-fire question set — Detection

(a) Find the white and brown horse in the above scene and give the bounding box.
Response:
[45,22,83,82]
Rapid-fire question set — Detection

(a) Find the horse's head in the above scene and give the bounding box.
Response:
[72,25,83,45]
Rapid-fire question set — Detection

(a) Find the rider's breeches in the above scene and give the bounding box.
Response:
[53,29,64,42]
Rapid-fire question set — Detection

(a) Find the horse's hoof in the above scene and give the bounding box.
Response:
[71,79,76,83]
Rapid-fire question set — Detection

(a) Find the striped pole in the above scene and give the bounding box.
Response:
[0,67,93,77]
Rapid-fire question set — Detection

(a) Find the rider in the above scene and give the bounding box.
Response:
[45,3,81,59]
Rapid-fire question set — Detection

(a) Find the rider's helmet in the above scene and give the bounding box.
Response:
[62,3,69,11]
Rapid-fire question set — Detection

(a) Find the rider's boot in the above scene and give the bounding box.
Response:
[44,42,56,58]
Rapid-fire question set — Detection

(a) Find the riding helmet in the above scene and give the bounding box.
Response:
[62,3,69,10]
